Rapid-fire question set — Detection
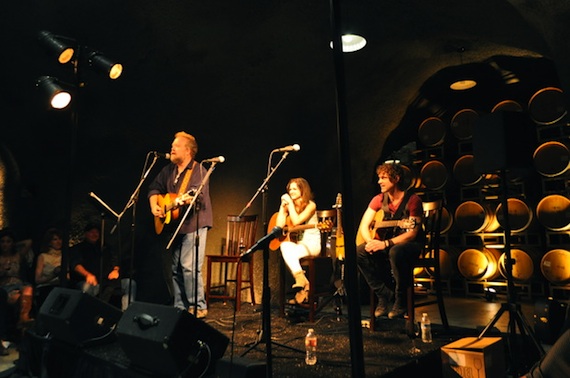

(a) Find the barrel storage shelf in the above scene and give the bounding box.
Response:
[409,86,570,300]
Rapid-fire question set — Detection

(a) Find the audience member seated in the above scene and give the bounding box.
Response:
[0,228,34,333]
[70,223,136,311]
[34,228,64,308]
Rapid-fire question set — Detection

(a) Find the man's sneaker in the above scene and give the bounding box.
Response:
[374,296,389,317]
[388,300,405,319]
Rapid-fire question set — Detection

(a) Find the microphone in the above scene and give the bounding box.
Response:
[240,226,283,259]
[152,151,171,159]
[201,156,225,163]
[272,144,300,152]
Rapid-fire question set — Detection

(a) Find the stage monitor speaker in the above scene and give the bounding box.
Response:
[116,301,229,376]
[37,287,123,346]
[473,111,535,174]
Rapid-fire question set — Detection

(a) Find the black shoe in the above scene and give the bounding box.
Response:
[388,300,405,319]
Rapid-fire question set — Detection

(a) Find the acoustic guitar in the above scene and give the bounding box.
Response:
[267,212,333,251]
[154,190,194,235]
[334,193,345,260]
[355,210,416,245]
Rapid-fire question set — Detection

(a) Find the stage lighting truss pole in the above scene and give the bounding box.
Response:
[478,169,545,375]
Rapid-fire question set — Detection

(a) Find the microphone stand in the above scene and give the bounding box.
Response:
[165,162,218,315]
[90,152,161,307]
[238,150,303,378]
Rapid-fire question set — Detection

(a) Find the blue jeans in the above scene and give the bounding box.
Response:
[172,227,207,311]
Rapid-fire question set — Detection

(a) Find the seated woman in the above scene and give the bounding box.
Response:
[34,228,64,307]
[0,228,34,331]
[275,178,321,305]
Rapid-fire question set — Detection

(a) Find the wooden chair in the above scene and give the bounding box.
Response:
[370,199,449,332]
[205,214,258,311]
[280,210,336,322]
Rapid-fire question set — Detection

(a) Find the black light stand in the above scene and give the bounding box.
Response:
[236,149,303,378]
[477,169,545,375]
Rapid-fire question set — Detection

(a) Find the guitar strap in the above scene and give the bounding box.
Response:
[381,192,410,238]
[177,161,195,195]
[381,192,410,220]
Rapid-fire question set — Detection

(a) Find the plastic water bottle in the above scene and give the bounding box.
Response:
[305,328,317,365]
[421,313,432,343]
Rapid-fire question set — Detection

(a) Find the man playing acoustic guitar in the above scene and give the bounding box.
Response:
[356,162,423,319]
[148,131,213,319]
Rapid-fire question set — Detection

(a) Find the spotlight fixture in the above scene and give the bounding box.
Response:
[484,287,497,302]
[449,46,477,90]
[88,51,123,79]
[330,34,367,53]
[38,31,75,64]
[450,79,477,91]
[36,76,72,109]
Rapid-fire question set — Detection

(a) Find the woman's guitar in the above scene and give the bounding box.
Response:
[267,212,333,251]
[355,210,416,245]
[334,193,345,261]
[154,190,195,235]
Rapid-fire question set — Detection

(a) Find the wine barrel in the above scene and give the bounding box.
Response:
[528,87,567,125]
[498,248,535,282]
[453,154,483,186]
[540,249,570,285]
[454,201,500,233]
[440,206,453,234]
[419,160,447,190]
[457,248,502,281]
[424,248,454,279]
[400,164,419,191]
[536,195,570,232]
[491,100,523,113]
[451,109,478,140]
[495,198,533,233]
[418,117,446,147]
[533,141,570,177]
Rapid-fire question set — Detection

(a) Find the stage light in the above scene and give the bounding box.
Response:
[38,31,75,64]
[36,76,72,109]
[329,34,367,53]
[88,51,123,79]
[484,287,497,302]
[450,79,477,91]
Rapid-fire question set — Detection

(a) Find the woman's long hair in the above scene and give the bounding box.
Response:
[287,177,314,213]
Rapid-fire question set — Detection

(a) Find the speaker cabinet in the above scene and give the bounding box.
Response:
[116,301,229,376]
[37,287,122,346]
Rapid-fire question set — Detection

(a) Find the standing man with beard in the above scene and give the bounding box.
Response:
[148,131,213,319]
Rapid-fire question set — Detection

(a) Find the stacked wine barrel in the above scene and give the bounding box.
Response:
[411,86,570,298]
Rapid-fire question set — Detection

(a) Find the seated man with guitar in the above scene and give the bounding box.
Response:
[273,178,322,305]
[356,162,423,319]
